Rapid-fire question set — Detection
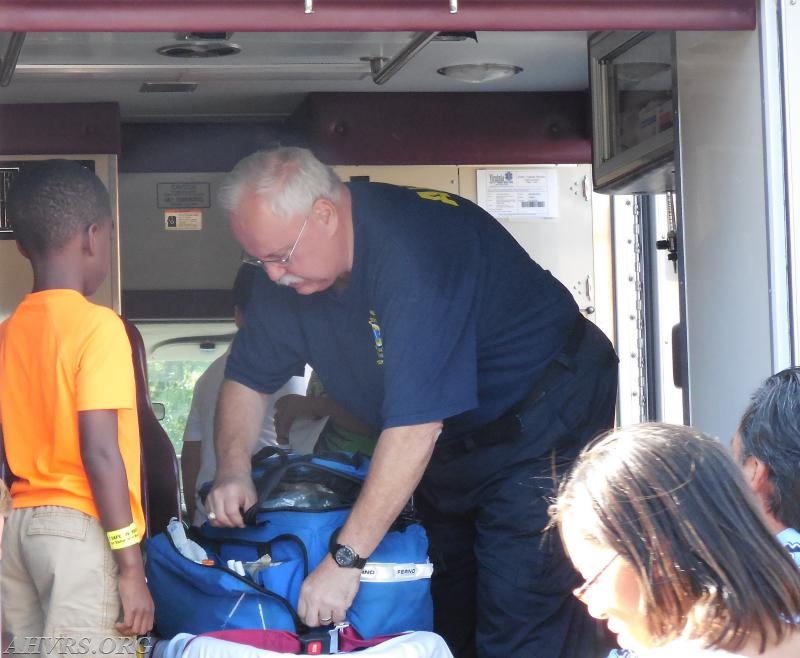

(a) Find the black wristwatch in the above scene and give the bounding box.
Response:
[329,528,368,569]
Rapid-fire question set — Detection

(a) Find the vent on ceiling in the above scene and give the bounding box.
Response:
[140,82,199,93]
[176,32,234,41]
[157,42,241,58]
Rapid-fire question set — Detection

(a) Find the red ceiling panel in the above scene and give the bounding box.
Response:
[0,1,756,33]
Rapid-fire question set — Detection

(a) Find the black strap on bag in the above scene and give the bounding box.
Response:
[197,446,290,510]
[243,449,367,526]
[435,314,588,463]
[201,448,417,529]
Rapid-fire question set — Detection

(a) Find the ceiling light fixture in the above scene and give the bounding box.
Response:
[437,63,522,84]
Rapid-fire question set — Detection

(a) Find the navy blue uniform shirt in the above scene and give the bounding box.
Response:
[227,182,577,437]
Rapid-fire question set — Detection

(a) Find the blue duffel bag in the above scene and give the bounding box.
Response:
[145,449,434,639]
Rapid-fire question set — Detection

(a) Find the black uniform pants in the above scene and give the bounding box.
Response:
[416,319,618,658]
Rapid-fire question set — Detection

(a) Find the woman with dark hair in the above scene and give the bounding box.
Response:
[550,423,800,657]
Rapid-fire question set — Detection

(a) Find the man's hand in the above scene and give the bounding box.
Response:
[206,472,257,527]
[293,422,440,627]
[115,567,154,636]
[211,379,268,522]
[297,557,361,627]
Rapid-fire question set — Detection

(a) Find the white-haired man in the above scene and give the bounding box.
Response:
[206,147,619,658]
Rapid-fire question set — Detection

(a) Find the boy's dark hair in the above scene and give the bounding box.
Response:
[7,160,111,255]
[736,367,800,529]
[232,264,260,313]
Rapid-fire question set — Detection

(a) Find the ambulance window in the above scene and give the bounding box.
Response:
[134,321,236,457]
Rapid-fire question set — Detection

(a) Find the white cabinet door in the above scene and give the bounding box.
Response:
[331,163,609,338]
[459,164,601,321]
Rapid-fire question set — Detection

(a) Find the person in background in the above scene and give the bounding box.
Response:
[552,422,800,658]
[273,370,379,456]
[0,160,153,652]
[607,371,800,658]
[181,264,306,526]
[206,146,618,658]
[733,367,800,566]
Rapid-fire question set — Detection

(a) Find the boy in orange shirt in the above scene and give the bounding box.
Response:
[0,160,153,653]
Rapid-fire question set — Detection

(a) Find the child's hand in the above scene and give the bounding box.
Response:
[273,393,317,442]
[115,569,155,636]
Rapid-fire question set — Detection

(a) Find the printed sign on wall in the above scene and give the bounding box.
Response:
[157,182,211,208]
[476,168,559,219]
[164,209,202,230]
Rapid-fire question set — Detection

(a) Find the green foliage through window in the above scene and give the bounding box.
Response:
[146,359,211,458]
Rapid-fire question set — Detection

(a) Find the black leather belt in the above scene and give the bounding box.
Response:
[435,314,588,462]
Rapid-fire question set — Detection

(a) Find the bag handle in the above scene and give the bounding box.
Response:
[197,446,290,511]
[246,452,418,531]
[246,447,293,523]
[203,449,368,525]
[243,453,365,526]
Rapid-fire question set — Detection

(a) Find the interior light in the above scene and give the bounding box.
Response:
[437,63,522,84]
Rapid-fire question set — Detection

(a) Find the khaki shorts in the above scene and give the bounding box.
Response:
[1,506,135,657]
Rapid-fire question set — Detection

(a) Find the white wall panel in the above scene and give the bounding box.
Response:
[675,30,772,441]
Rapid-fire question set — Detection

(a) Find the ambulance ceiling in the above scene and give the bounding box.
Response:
[0,1,756,122]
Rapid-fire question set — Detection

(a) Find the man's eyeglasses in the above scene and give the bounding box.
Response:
[242,214,309,267]
[573,553,619,601]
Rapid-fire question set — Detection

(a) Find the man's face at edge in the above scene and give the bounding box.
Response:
[229,191,342,296]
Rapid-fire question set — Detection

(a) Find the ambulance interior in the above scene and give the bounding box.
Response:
[0,1,787,515]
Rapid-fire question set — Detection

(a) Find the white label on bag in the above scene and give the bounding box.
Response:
[360,562,434,582]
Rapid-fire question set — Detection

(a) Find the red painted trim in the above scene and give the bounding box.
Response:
[0,1,756,32]
[292,92,592,165]
[0,103,121,155]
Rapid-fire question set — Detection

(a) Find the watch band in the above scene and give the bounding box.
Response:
[329,528,369,569]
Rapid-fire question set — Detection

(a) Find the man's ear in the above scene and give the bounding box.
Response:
[313,198,338,236]
[743,455,772,496]
[15,241,30,261]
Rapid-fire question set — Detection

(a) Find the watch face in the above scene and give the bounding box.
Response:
[334,545,357,567]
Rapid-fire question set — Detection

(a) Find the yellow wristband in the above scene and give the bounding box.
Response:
[107,523,139,550]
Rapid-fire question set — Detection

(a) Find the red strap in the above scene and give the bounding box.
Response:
[336,625,405,652]
[191,629,302,653]
[184,626,405,655]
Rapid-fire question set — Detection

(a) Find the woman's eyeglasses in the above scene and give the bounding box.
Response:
[573,553,619,601]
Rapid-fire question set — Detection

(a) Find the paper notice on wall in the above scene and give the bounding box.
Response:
[476,169,559,219]
[157,182,211,208]
[164,209,202,230]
